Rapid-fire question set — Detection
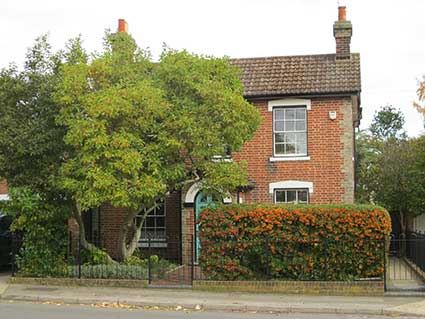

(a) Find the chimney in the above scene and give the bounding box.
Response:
[333,6,352,59]
[118,19,128,33]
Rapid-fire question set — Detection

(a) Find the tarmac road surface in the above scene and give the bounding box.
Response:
[0,301,420,319]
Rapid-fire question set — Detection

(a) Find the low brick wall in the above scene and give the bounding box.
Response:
[9,277,149,289]
[193,280,384,296]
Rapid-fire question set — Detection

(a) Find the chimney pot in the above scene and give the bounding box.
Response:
[338,6,347,21]
[118,19,128,33]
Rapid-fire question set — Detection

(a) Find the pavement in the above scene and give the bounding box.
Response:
[1,274,425,317]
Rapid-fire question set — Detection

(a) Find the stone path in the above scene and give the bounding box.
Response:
[386,257,425,291]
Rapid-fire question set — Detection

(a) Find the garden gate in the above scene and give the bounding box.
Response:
[386,233,425,291]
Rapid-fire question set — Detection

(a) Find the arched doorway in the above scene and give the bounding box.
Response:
[194,192,217,261]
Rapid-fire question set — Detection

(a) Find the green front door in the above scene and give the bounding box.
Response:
[195,192,216,261]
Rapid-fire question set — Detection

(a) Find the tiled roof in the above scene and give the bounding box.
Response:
[230,53,361,97]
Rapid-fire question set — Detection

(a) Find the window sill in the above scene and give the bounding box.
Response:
[212,155,233,163]
[138,242,168,248]
[269,156,310,162]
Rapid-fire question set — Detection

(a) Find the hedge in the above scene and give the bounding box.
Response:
[198,204,391,281]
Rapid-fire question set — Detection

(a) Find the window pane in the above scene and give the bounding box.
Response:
[296,108,306,119]
[285,133,296,143]
[274,121,284,131]
[287,190,296,202]
[157,217,165,227]
[297,142,307,154]
[157,205,165,216]
[275,143,285,155]
[156,230,166,239]
[285,143,296,154]
[295,121,306,131]
[275,190,285,203]
[285,109,296,120]
[146,218,155,228]
[275,109,285,120]
[275,133,285,143]
[298,190,308,203]
[296,132,306,143]
[284,120,295,131]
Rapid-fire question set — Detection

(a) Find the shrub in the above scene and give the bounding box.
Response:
[1,187,70,277]
[82,248,111,265]
[198,204,391,281]
[68,264,148,280]
[66,255,178,280]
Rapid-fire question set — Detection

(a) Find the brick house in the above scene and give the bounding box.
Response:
[76,6,361,262]
[4,6,361,262]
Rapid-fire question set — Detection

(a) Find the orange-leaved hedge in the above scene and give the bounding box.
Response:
[198,204,391,281]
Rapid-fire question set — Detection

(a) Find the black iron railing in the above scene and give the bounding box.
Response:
[10,234,195,285]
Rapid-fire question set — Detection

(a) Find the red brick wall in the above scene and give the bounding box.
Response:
[99,191,182,260]
[100,204,126,259]
[233,97,354,204]
[0,180,8,194]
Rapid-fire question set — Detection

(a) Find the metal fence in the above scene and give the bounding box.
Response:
[387,232,425,285]
[11,235,195,285]
[406,232,425,273]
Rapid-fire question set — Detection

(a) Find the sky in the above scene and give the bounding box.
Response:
[1,0,424,136]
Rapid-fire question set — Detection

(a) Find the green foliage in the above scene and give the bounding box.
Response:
[66,255,174,280]
[356,106,425,231]
[68,264,148,280]
[81,248,111,265]
[0,35,66,197]
[123,254,159,266]
[198,204,391,281]
[369,105,405,140]
[0,30,261,260]
[413,75,425,123]
[54,32,261,212]
[1,187,70,277]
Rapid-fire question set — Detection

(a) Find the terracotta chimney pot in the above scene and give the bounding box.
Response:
[338,6,346,21]
[118,19,128,33]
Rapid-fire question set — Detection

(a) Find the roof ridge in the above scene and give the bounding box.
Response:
[230,53,360,61]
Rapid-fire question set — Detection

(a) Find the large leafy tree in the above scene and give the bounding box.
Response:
[1,31,261,260]
[356,106,406,203]
[0,35,66,197]
[356,106,425,234]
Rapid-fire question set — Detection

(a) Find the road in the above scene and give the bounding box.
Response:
[0,301,419,319]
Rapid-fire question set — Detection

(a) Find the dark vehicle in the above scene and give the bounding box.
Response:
[0,213,12,267]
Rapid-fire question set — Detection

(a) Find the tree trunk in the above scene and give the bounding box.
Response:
[117,205,157,261]
[117,208,137,261]
[71,202,116,264]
